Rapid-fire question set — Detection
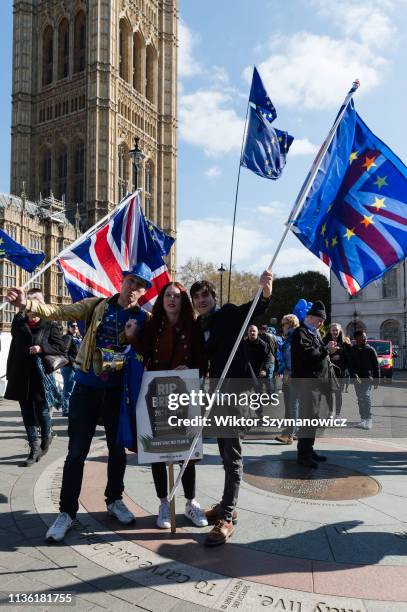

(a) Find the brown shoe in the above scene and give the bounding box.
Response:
[205,503,238,525]
[275,434,293,445]
[204,519,234,547]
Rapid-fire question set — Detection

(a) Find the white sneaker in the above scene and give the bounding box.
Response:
[107,500,135,525]
[184,500,208,527]
[46,512,73,542]
[364,418,373,429]
[356,419,366,429]
[156,501,171,529]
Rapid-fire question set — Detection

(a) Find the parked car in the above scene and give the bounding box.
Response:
[367,339,396,380]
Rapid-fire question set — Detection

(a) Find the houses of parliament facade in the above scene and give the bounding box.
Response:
[0,0,177,330]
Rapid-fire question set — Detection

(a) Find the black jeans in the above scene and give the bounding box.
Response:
[19,399,51,442]
[151,462,196,500]
[59,383,126,519]
[217,437,242,522]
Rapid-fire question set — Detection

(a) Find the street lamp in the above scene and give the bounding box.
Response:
[352,308,359,336]
[218,264,226,306]
[128,137,146,191]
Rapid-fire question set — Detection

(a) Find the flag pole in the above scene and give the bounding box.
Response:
[226,100,250,303]
[0,192,140,312]
[168,79,360,502]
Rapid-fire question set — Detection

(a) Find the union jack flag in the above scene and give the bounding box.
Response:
[58,192,174,310]
[291,100,407,295]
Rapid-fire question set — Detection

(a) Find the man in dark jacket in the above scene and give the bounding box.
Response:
[259,324,278,392]
[5,288,67,466]
[347,330,379,430]
[291,300,336,468]
[190,270,273,546]
[244,324,270,380]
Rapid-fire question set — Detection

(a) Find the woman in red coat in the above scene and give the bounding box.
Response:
[127,281,208,529]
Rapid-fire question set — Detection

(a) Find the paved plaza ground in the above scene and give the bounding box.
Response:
[0,376,407,611]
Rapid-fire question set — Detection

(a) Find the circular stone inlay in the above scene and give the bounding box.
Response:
[243,459,381,500]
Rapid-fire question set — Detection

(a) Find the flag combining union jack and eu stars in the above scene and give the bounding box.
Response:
[291,99,407,295]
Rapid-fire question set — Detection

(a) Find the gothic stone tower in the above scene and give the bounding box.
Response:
[11,0,177,269]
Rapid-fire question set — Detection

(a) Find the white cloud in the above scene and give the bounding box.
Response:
[178,20,201,78]
[274,247,329,277]
[244,31,386,110]
[256,201,288,220]
[179,90,245,156]
[210,66,230,86]
[312,0,396,49]
[289,137,318,156]
[176,217,330,278]
[205,166,221,177]
[176,217,272,268]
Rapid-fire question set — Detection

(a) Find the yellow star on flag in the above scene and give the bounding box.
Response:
[325,238,329,248]
[320,223,327,236]
[373,197,386,211]
[374,176,387,189]
[344,227,356,240]
[331,236,338,247]
[0,238,3,245]
[361,215,374,228]
[362,156,377,171]
[327,203,334,212]
[349,151,359,164]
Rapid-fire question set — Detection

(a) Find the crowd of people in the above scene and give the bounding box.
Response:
[5,261,380,547]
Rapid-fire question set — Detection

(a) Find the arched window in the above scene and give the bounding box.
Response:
[382,268,398,298]
[42,25,54,86]
[56,144,68,200]
[132,32,143,92]
[118,144,128,200]
[119,19,130,82]
[381,319,400,346]
[58,18,69,79]
[144,161,153,218]
[40,148,52,196]
[74,11,86,73]
[145,45,156,103]
[73,141,85,205]
[346,319,366,339]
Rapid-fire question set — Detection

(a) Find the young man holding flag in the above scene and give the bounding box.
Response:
[7,262,152,542]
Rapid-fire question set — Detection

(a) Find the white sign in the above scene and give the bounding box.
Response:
[136,369,203,464]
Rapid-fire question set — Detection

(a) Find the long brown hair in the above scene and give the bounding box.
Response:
[149,281,195,334]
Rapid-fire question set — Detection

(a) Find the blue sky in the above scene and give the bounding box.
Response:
[1,0,406,277]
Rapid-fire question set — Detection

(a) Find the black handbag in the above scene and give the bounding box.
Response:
[37,326,69,373]
[42,354,69,374]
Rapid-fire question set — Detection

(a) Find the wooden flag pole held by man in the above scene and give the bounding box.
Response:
[168,79,361,503]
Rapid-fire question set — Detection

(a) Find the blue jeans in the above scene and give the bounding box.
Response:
[262,364,276,393]
[282,382,299,436]
[61,366,76,414]
[354,381,372,420]
[19,399,51,441]
[59,383,126,519]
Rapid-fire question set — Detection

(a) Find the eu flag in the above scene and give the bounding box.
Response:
[242,67,294,180]
[291,100,407,295]
[249,67,277,122]
[241,107,293,179]
[146,219,175,257]
[0,228,45,272]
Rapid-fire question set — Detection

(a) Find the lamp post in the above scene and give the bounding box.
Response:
[218,264,226,307]
[128,137,146,191]
[352,308,359,336]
